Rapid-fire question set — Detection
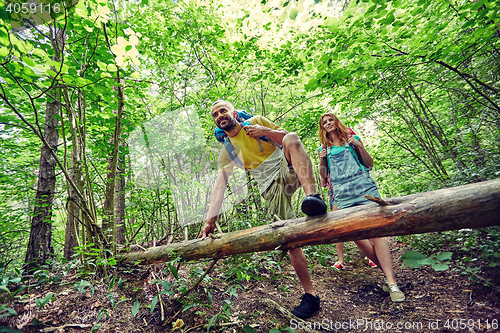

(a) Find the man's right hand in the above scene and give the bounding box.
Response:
[198,221,215,239]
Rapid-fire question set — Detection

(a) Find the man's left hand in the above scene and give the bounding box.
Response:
[243,125,267,138]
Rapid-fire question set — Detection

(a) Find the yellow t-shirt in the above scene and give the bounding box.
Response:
[218,115,282,173]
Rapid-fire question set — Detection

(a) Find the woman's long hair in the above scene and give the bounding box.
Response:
[318,113,350,147]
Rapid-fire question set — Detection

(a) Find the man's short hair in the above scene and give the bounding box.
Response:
[211,99,235,112]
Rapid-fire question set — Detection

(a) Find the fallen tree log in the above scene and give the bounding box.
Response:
[120,178,500,264]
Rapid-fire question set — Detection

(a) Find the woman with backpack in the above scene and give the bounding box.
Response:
[322,127,378,271]
[317,112,405,303]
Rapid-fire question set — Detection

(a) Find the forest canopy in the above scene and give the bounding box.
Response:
[0,0,499,329]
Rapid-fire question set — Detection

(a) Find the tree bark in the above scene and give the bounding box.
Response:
[25,101,59,270]
[120,178,500,264]
[115,141,127,245]
[101,77,124,254]
[64,145,81,260]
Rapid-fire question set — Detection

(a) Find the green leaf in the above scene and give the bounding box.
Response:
[283,328,297,333]
[289,8,299,20]
[33,48,48,58]
[325,16,338,32]
[0,305,17,318]
[23,57,35,67]
[411,7,423,15]
[75,280,94,295]
[401,250,427,268]
[22,67,35,77]
[417,258,435,265]
[207,315,219,333]
[305,78,319,90]
[471,0,485,10]
[47,69,58,77]
[150,296,157,314]
[168,264,178,280]
[10,277,21,284]
[436,252,453,261]
[109,274,117,290]
[107,64,117,72]
[97,61,107,71]
[0,47,9,58]
[0,286,11,295]
[462,18,476,29]
[432,263,449,271]
[207,290,212,305]
[182,303,198,312]
[132,300,140,316]
[243,325,257,333]
[62,76,75,84]
[61,64,69,74]
[384,13,395,25]
[91,323,101,333]
[35,292,55,310]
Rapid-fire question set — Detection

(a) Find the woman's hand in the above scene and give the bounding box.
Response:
[347,136,363,148]
[318,149,327,159]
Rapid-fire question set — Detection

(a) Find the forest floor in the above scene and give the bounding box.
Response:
[2,237,500,333]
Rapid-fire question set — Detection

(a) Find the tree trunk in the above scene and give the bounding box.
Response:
[102,78,124,254]
[120,178,500,264]
[25,101,60,270]
[115,141,127,245]
[64,145,81,260]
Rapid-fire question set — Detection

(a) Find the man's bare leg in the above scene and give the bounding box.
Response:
[288,247,314,294]
[282,132,316,196]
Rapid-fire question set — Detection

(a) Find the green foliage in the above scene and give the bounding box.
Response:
[206,300,232,332]
[243,326,257,333]
[244,323,297,333]
[74,244,117,271]
[35,292,55,310]
[0,267,24,301]
[131,300,140,317]
[303,244,341,269]
[0,304,17,320]
[220,252,283,284]
[468,227,500,268]
[399,227,500,286]
[399,227,500,268]
[401,250,452,271]
[74,280,94,295]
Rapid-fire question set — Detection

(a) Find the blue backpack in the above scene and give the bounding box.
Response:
[213,110,269,167]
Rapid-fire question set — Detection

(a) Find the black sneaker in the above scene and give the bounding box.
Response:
[301,194,327,216]
[291,293,320,319]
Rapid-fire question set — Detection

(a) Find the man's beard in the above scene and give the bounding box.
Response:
[218,117,237,131]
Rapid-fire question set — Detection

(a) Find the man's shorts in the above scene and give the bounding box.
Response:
[261,154,301,220]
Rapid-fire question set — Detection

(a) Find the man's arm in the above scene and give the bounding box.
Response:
[199,171,230,239]
[241,115,288,145]
[243,125,288,145]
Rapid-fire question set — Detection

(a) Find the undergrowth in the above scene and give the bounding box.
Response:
[397,226,500,287]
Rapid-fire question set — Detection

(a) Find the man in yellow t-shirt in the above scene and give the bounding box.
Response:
[199,99,327,319]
